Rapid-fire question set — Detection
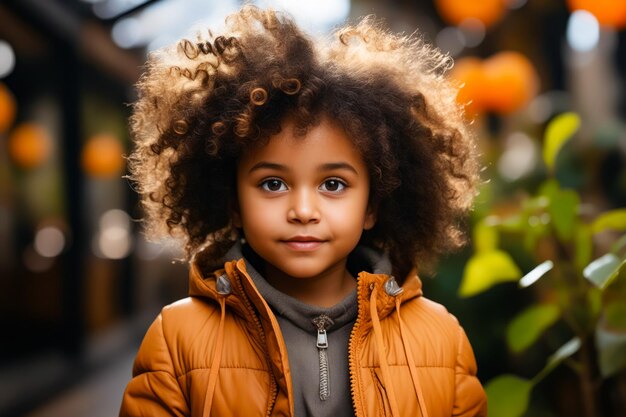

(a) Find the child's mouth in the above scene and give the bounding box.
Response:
[281,237,326,251]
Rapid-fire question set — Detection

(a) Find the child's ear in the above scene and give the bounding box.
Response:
[363,206,377,231]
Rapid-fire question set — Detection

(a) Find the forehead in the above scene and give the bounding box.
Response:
[237,117,367,173]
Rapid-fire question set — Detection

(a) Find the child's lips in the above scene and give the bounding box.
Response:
[281,236,326,251]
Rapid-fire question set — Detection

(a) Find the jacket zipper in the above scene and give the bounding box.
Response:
[348,274,369,417]
[231,268,278,416]
[312,314,334,401]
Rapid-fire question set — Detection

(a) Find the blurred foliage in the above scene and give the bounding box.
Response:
[459,113,626,417]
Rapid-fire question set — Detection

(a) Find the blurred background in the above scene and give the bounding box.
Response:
[0,0,625,416]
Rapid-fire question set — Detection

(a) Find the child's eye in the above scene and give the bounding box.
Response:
[320,179,346,192]
[260,178,288,192]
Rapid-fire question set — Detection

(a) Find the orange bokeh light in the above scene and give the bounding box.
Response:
[567,0,626,29]
[0,83,17,134]
[8,123,52,169]
[435,0,506,28]
[81,134,125,178]
[482,51,539,115]
[449,57,487,117]
[450,51,539,116]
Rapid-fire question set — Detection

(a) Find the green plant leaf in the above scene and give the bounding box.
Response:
[459,250,522,297]
[538,178,559,198]
[485,375,533,417]
[535,337,581,382]
[605,302,626,331]
[595,324,626,377]
[587,287,603,321]
[591,209,626,234]
[575,223,592,272]
[506,304,561,353]
[549,337,581,365]
[549,190,580,241]
[474,217,500,253]
[538,179,580,241]
[543,112,580,172]
[523,222,548,253]
[519,260,554,288]
[583,254,625,289]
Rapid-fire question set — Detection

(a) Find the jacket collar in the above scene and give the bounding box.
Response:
[188,253,423,322]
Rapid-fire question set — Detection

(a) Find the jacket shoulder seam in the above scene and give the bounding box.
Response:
[134,368,178,378]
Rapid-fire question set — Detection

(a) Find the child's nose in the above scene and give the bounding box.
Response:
[287,189,320,224]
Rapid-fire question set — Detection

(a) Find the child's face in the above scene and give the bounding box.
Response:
[234,117,376,281]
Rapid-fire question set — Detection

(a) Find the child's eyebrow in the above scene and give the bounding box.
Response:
[248,162,287,173]
[247,162,359,175]
[319,162,359,175]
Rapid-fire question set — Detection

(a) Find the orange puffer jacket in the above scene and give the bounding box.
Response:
[120,258,487,417]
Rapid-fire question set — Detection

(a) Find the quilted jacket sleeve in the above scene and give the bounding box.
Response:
[453,326,488,417]
[119,314,190,417]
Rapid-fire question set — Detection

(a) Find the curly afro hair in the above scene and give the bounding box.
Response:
[128,6,480,280]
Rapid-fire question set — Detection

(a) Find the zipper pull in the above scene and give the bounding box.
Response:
[313,314,333,346]
[312,314,334,401]
[317,328,328,348]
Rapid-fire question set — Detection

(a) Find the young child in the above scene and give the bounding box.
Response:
[120,5,487,417]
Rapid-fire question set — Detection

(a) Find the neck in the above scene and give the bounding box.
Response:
[263,261,357,308]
